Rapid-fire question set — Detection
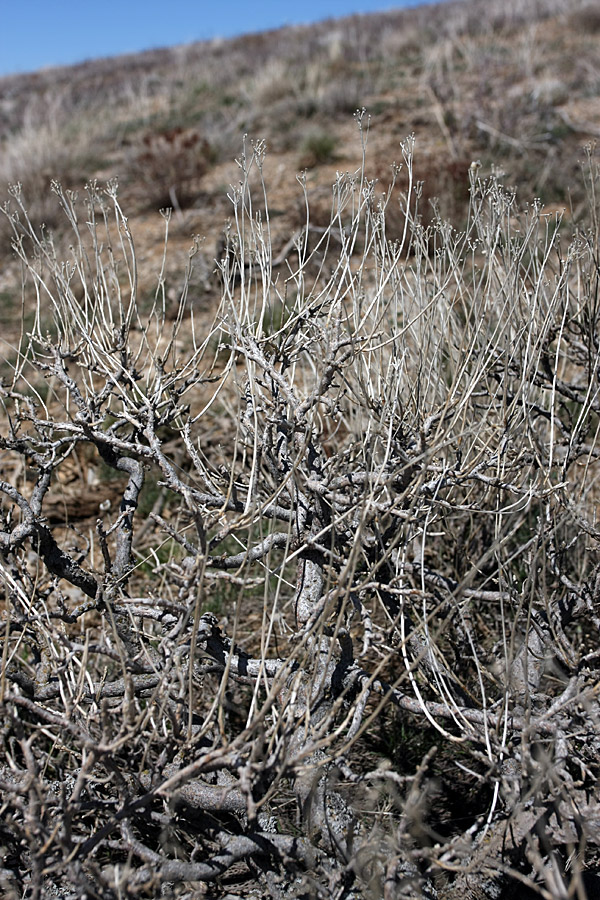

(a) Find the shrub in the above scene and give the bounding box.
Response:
[126,126,214,210]
[0,116,95,251]
[1,135,600,898]
[299,128,338,167]
[569,3,600,33]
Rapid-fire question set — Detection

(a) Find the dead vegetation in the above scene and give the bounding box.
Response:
[1,124,600,897]
[2,1,600,898]
[1,0,599,279]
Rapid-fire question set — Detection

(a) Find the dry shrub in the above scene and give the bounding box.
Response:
[126,126,214,210]
[0,114,94,250]
[249,57,295,107]
[298,128,338,168]
[568,3,600,33]
[373,155,472,245]
[2,136,600,899]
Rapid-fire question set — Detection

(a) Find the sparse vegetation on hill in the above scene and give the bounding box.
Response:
[0,0,599,273]
[1,2,600,898]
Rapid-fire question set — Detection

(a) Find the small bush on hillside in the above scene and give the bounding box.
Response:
[299,128,338,167]
[569,3,600,33]
[126,126,214,210]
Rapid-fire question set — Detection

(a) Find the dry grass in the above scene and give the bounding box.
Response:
[1,0,598,267]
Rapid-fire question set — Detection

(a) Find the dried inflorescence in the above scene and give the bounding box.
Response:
[1,135,600,898]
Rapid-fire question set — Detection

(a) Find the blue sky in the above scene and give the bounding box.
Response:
[1,0,434,77]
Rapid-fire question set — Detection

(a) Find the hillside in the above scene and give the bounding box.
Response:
[2,1,600,898]
[1,0,599,319]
